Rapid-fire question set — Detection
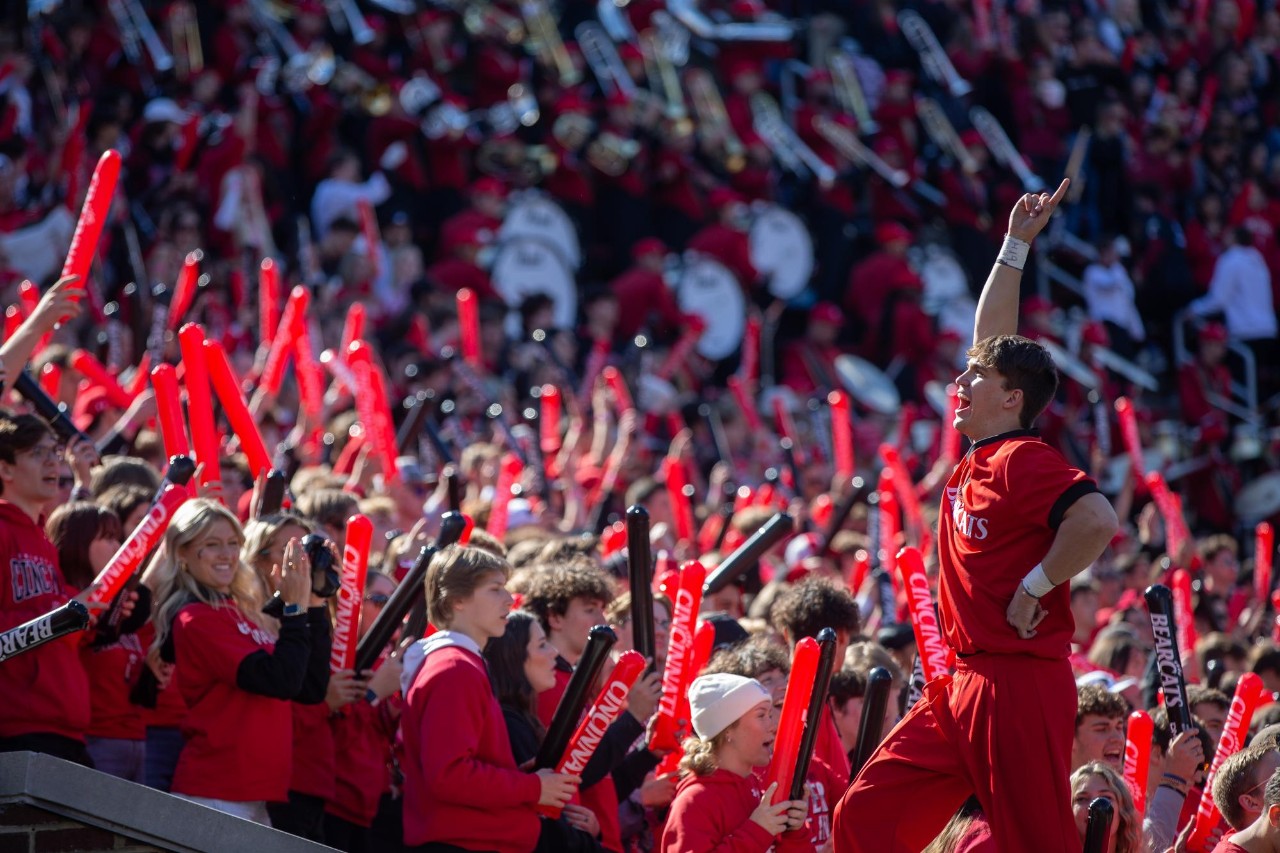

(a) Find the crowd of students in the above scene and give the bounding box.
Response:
[4,0,1280,852]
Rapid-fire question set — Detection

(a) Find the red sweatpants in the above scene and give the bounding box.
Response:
[831,653,1080,853]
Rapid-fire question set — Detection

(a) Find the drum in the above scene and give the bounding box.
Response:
[499,190,582,270]
[489,236,577,330]
[834,354,900,416]
[1151,420,1188,465]
[1099,449,1165,495]
[677,253,745,360]
[749,204,814,300]
[1236,472,1280,525]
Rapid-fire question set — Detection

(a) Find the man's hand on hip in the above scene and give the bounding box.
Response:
[1006,584,1048,639]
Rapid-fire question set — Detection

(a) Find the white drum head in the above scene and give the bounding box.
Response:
[677,255,746,361]
[834,354,900,415]
[490,237,578,329]
[749,205,814,300]
[500,190,582,270]
[1237,472,1280,525]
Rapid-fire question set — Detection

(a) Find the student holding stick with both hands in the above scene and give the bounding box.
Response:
[834,179,1121,852]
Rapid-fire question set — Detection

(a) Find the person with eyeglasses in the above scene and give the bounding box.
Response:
[1214,746,1280,842]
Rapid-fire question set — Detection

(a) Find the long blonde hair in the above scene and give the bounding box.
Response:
[145,499,270,656]
[1071,762,1141,853]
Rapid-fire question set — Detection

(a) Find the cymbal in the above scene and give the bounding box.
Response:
[1236,472,1280,525]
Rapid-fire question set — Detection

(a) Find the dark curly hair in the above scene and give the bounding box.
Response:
[769,577,860,642]
[706,635,790,680]
[522,562,615,634]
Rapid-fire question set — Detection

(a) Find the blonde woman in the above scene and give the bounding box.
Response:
[145,499,330,826]
[1070,762,1142,853]
[660,673,813,853]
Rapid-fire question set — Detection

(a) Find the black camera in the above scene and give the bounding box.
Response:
[302,533,340,598]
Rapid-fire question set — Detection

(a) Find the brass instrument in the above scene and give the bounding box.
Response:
[552,112,595,151]
[575,21,637,99]
[651,11,690,68]
[752,92,836,187]
[686,68,745,173]
[814,114,907,187]
[521,0,582,86]
[639,30,692,138]
[665,0,795,43]
[586,131,642,177]
[398,75,442,116]
[597,0,637,41]
[168,1,204,81]
[915,97,977,172]
[898,10,971,98]
[327,0,376,46]
[108,0,174,72]
[332,62,393,116]
[969,106,1045,192]
[475,138,558,184]
[462,3,525,45]
[828,53,876,134]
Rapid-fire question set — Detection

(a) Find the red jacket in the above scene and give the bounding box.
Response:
[611,267,686,341]
[660,768,815,852]
[170,602,291,802]
[401,638,542,851]
[689,224,758,291]
[0,500,89,741]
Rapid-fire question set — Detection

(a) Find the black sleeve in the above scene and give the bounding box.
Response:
[503,706,542,767]
[235,613,312,699]
[118,584,152,636]
[292,606,332,705]
[611,745,662,801]
[580,712,644,788]
[1048,480,1101,530]
[538,817,607,852]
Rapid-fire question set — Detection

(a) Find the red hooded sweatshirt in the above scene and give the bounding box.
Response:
[0,500,90,741]
[660,768,816,853]
[401,631,542,851]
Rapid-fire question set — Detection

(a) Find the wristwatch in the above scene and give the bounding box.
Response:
[282,603,304,617]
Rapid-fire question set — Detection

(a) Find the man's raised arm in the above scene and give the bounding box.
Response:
[973,179,1071,345]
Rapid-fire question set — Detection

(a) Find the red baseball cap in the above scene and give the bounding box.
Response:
[1201,322,1228,342]
[1023,295,1054,315]
[709,187,745,210]
[1081,321,1110,347]
[631,238,667,260]
[809,302,843,326]
[471,177,508,198]
[72,386,111,431]
[875,221,912,245]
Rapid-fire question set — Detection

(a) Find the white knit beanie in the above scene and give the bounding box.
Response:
[688,673,771,741]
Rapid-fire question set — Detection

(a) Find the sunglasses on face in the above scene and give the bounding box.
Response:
[364,593,390,606]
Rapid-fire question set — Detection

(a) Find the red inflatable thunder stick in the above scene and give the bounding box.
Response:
[60,149,121,317]
[540,384,562,455]
[1123,711,1153,817]
[203,340,272,478]
[86,484,190,607]
[39,363,60,399]
[261,286,310,396]
[340,302,366,356]
[1114,397,1146,488]
[652,561,707,754]
[166,251,201,331]
[1187,673,1270,851]
[1258,522,1274,603]
[726,375,763,432]
[456,288,481,368]
[331,515,372,674]
[345,341,400,484]
[828,390,855,479]
[1147,471,1192,565]
[897,547,949,683]
[149,365,190,462]
[662,456,696,546]
[486,453,524,538]
[880,444,929,555]
[258,258,281,350]
[177,324,222,487]
[539,650,647,817]
[655,619,716,778]
[763,637,820,803]
[877,470,900,582]
[69,350,132,409]
[1170,569,1198,666]
[788,628,838,801]
[603,366,635,414]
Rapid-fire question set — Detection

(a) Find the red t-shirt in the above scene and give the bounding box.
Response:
[289,701,335,800]
[327,697,397,828]
[170,601,291,802]
[82,632,147,740]
[938,431,1097,659]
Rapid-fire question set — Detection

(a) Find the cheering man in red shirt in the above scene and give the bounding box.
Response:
[833,179,1120,853]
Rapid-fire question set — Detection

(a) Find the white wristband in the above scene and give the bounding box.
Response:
[1021,563,1056,598]
[996,234,1031,271]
